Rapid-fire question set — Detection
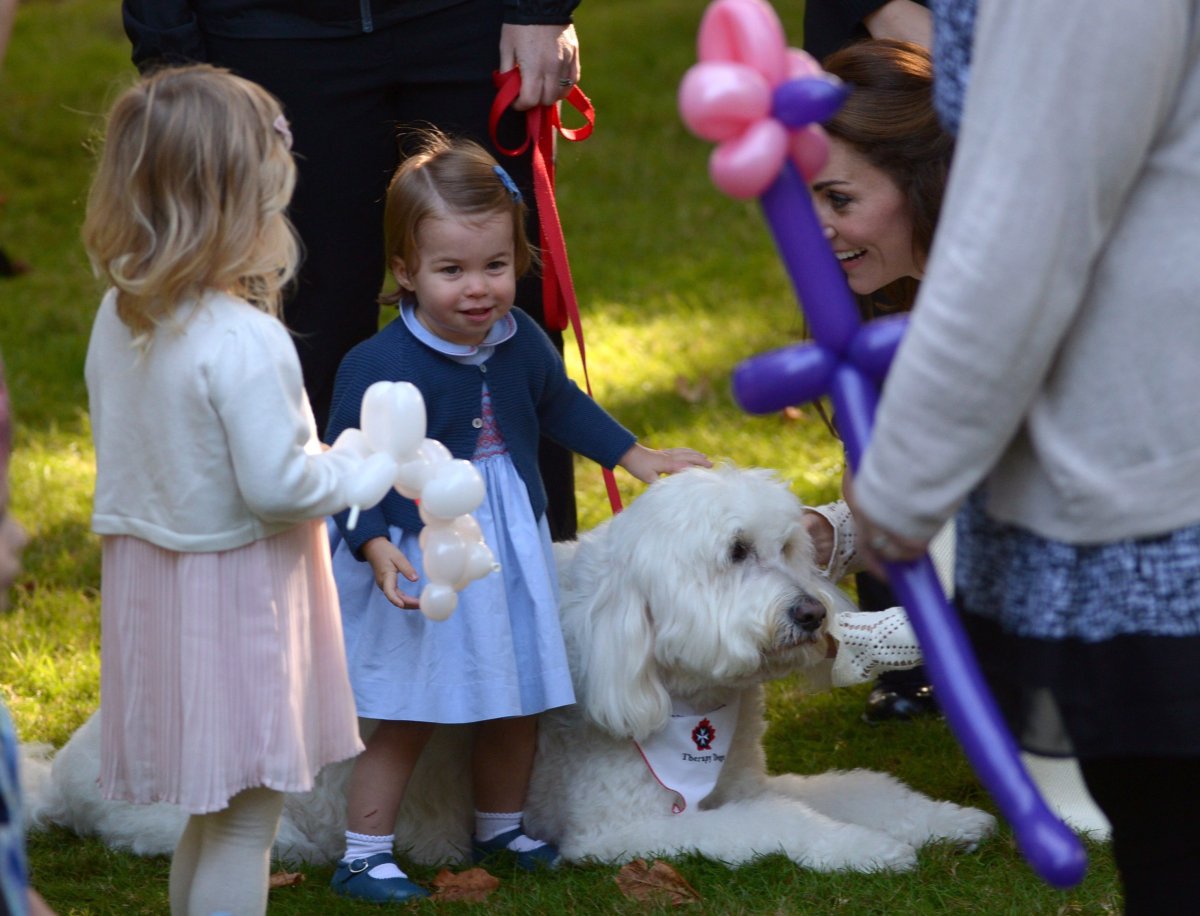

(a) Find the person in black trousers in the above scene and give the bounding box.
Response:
[122,0,584,541]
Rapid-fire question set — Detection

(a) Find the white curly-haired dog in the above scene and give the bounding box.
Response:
[26,465,993,871]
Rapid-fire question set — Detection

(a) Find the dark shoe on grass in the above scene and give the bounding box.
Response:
[863,681,940,724]
[330,853,429,903]
[471,826,561,870]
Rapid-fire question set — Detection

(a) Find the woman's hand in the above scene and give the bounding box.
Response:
[843,471,927,578]
[802,510,836,569]
[361,536,421,610]
[617,443,712,484]
[862,0,933,48]
[499,23,581,110]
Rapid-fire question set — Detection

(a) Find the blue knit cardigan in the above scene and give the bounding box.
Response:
[325,308,635,555]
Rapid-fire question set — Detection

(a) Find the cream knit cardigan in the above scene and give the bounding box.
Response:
[87,289,359,552]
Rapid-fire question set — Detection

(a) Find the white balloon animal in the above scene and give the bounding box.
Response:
[329,380,499,620]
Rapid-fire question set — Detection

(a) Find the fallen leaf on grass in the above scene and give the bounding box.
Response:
[430,866,501,902]
[614,858,701,907]
[675,375,713,404]
[268,870,305,889]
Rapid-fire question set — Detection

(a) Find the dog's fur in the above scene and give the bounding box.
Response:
[26,465,994,871]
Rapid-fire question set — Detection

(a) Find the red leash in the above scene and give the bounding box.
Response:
[490,68,624,515]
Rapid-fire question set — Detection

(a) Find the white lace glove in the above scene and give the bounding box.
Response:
[809,501,955,688]
[828,606,923,687]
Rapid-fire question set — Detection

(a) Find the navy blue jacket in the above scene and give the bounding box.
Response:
[123,0,582,67]
[325,309,634,554]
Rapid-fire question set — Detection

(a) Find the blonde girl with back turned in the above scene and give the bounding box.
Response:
[323,132,711,903]
[83,64,389,916]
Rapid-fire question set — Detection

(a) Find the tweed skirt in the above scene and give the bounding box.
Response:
[955,491,1200,758]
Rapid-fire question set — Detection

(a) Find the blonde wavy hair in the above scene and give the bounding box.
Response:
[380,130,535,306]
[82,64,299,341]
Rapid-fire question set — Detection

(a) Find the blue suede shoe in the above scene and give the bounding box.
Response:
[330,852,430,903]
[471,826,561,870]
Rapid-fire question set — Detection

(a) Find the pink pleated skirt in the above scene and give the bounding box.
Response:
[98,520,364,814]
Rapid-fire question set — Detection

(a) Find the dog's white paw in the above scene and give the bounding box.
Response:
[915,802,997,851]
[797,824,920,873]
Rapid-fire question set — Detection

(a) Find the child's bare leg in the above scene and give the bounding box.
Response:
[472,714,537,812]
[345,719,435,835]
[332,720,435,902]
[470,714,559,867]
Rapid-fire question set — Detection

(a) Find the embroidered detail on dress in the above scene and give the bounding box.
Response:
[472,384,508,460]
[634,693,740,814]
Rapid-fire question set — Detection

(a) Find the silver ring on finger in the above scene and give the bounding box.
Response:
[870,533,894,554]
[558,77,575,88]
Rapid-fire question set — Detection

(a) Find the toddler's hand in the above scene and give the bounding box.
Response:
[361,537,421,610]
[618,443,712,484]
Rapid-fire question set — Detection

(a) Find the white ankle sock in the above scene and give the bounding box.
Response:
[475,810,521,841]
[474,811,548,851]
[477,811,552,854]
[342,831,406,879]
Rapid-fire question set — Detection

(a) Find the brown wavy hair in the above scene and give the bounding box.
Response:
[822,39,954,315]
[379,130,535,307]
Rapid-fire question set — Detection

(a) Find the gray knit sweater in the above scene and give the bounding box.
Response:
[857,0,1200,545]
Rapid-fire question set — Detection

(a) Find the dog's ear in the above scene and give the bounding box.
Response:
[569,553,671,742]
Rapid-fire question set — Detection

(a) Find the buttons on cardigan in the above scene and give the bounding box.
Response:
[480,364,488,373]
[472,418,483,429]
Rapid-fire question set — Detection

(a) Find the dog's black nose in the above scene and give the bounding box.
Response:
[788,595,826,633]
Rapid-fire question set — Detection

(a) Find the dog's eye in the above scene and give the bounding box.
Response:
[730,538,753,563]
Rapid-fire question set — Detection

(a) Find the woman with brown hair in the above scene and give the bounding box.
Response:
[802,38,953,721]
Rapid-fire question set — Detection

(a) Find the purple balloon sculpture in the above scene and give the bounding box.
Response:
[679,0,1087,888]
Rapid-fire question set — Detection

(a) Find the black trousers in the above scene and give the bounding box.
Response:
[1079,756,1200,914]
[204,0,578,539]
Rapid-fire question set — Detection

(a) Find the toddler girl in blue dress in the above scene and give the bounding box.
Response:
[324,132,710,903]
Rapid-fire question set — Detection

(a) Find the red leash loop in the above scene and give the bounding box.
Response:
[489,67,594,335]
[490,68,623,515]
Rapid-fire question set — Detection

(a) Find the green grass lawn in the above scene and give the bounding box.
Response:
[1,0,1120,912]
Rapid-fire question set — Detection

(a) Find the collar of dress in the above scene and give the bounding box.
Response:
[633,691,741,814]
[401,302,517,364]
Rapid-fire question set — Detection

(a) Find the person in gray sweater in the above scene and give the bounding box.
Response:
[850,1,1200,910]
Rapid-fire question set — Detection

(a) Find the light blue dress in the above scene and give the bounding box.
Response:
[330,308,575,723]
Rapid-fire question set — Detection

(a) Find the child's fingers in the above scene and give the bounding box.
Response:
[664,447,712,467]
[662,449,712,471]
[375,566,401,604]
[377,557,422,610]
[379,573,415,610]
[393,554,419,583]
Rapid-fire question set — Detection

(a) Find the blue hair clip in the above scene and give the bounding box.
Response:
[493,165,523,204]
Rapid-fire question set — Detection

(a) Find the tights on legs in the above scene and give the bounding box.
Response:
[1078,756,1200,915]
[169,786,285,916]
